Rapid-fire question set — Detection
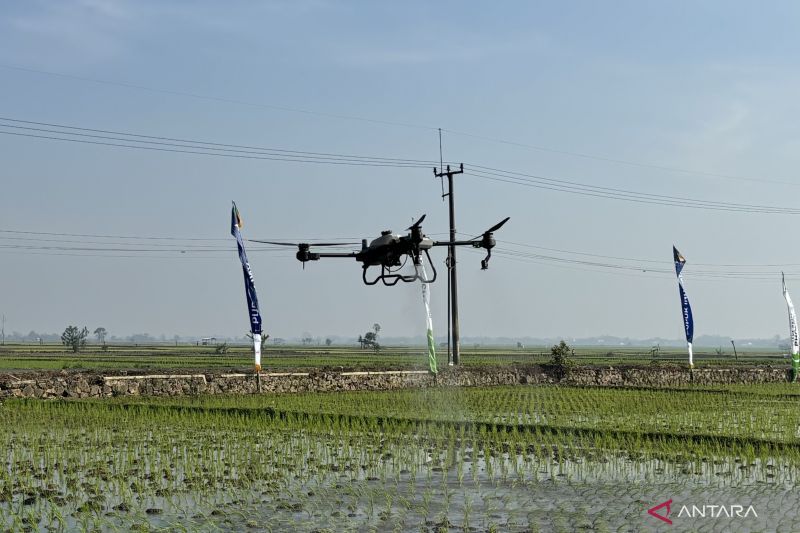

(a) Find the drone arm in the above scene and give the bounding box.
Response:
[431,235,501,271]
[312,252,359,259]
[430,240,480,247]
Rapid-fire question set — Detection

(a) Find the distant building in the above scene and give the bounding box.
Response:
[200,337,217,346]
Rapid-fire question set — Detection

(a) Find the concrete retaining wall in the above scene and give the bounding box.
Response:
[0,365,792,400]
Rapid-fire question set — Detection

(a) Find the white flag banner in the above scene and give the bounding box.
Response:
[782,272,799,382]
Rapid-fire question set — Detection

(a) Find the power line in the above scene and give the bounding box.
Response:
[466,167,800,214]
[0,249,290,260]
[496,239,800,268]
[474,248,800,282]
[3,224,794,276]
[0,117,437,165]
[0,129,432,169]
[0,243,292,253]
[3,63,795,187]
[0,235,361,251]
[443,128,800,187]
[4,116,800,215]
[0,228,366,241]
[4,224,800,280]
[468,165,800,213]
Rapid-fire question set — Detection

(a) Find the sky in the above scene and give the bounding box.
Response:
[3,1,800,343]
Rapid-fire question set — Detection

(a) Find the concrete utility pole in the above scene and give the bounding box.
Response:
[434,163,464,365]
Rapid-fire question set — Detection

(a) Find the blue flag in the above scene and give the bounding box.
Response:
[673,246,693,343]
[231,202,262,335]
[677,282,693,343]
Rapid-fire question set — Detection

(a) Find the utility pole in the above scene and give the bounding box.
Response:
[730,339,738,360]
[1,314,5,346]
[435,163,464,364]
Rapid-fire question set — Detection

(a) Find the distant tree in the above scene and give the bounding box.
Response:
[372,324,382,353]
[547,340,574,379]
[94,327,107,346]
[128,333,155,344]
[516,341,524,349]
[550,340,573,365]
[325,338,333,346]
[61,326,89,353]
[301,336,313,346]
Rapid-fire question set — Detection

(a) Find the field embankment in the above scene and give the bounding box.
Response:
[0,364,793,400]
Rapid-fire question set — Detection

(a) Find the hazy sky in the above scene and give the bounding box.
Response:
[3,1,800,342]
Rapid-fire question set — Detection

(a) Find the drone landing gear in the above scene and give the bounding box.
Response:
[362,250,438,286]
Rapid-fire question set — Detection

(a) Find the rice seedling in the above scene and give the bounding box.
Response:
[1,383,799,530]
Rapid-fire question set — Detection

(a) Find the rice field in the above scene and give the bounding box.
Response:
[0,342,787,371]
[3,384,800,531]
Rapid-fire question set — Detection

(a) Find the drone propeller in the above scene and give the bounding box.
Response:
[467,217,512,242]
[406,214,427,231]
[485,217,510,234]
[249,240,358,247]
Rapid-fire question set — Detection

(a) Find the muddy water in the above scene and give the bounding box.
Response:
[8,455,795,532]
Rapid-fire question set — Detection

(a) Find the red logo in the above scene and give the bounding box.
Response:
[648,499,673,525]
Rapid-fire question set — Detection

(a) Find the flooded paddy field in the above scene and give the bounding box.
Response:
[2,384,800,531]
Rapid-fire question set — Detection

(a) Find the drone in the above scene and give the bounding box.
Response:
[250,215,510,286]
